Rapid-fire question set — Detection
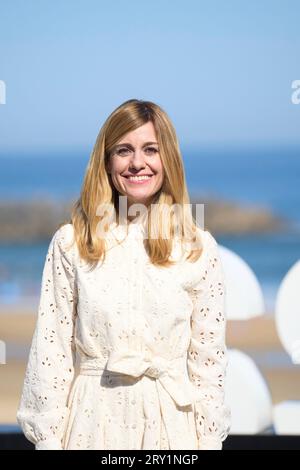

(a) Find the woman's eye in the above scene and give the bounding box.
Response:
[117,148,131,156]
[116,147,158,156]
[145,147,158,154]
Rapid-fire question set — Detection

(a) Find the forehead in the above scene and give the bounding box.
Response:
[118,122,157,144]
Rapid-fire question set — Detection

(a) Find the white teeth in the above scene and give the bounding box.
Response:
[127,175,152,181]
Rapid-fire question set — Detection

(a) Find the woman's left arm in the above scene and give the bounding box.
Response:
[187,230,231,450]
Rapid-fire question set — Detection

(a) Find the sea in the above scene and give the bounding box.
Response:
[0,145,299,313]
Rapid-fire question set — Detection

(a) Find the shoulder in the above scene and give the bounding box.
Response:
[50,223,76,261]
[55,223,75,243]
[197,228,223,267]
[196,228,225,277]
[194,226,219,253]
[184,227,222,287]
[180,226,218,262]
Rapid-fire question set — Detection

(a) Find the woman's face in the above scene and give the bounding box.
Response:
[107,121,164,212]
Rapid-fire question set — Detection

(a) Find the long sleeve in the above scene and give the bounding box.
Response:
[17,225,77,450]
[187,230,230,450]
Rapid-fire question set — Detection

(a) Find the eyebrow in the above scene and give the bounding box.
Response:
[115,141,159,148]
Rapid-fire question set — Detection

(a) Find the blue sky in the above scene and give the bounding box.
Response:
[0,0,300,154]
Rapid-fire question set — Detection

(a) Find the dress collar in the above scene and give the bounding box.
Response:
[107,216,146,243]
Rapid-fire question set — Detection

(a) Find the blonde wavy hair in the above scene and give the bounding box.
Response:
[63,99,203,268]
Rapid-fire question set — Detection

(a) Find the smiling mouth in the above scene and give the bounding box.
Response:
[122,175,154,180]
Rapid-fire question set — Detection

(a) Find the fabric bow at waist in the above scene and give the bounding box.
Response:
[80,349,194,408]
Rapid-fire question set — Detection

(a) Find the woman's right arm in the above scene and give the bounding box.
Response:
[17,224,77,450]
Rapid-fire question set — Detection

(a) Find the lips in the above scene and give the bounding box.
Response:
[122,175,154,185]
[123,174,154,178]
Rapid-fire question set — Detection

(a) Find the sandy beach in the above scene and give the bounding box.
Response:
[1,310,299,425]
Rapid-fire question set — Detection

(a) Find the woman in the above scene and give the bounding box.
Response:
[17,99,230,450]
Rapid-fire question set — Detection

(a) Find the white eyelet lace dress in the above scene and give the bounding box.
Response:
[17,220,230,450]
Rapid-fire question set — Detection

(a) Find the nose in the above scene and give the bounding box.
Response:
[129,149,146,170]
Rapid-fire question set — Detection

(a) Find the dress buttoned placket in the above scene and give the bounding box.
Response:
[124,224,145,447]
[126,224,144,350]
